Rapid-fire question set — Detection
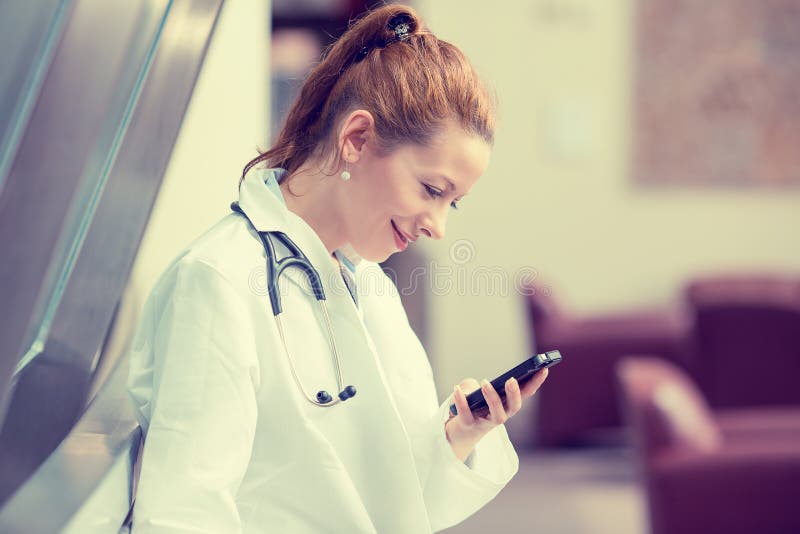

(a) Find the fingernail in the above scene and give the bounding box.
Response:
[481,379,490,388]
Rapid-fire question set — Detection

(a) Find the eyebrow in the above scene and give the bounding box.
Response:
[436,174,456,192]
[439,175,470,199]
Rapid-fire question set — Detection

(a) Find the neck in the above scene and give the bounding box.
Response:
[279,164,346,257]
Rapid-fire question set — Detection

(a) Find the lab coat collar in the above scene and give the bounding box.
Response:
[237,167,290,231]
[238,167,362,273]
[238,167,367,326]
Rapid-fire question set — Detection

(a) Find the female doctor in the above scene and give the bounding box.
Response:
[127,5,548,533]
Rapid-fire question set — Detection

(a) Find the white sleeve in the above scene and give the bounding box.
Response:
[420,391,519,532]
[129,259,260,534]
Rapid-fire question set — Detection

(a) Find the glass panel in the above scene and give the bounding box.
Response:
[0,0,72,192]
[14,1,173,373]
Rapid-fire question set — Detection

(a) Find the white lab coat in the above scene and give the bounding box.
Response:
[127,168,519,533]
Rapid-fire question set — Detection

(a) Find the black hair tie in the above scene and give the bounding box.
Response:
[352,13,415,65]
[387,13,414,41]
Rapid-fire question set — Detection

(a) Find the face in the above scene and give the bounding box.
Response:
[343,122,491,262]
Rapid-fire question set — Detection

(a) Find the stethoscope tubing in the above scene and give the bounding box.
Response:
[259,229,326,314]
[231,202,355,407]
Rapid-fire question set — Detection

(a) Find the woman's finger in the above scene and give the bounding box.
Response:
[481,379,508,423]
[519,368,549,399]
[459,378,481,395]
[453,384,475,424]
[504,378,522,417]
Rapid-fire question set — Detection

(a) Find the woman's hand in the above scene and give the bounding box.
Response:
[445,369,549,462]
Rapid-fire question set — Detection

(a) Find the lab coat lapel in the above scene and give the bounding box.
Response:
[238,170,431,531]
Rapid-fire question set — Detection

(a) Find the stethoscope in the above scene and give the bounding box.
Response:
[231,202,357,407]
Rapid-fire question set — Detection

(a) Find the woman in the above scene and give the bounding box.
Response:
[128,5,548,533]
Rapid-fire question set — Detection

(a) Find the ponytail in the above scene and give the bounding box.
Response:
[242,5,494,182]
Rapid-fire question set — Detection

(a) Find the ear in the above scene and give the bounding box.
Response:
[338,109,375,164]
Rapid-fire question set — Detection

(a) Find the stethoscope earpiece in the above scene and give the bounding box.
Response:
[338,385,357,401]
[317,385,357,405]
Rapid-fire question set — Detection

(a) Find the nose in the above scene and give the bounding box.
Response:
[417,209,447,240]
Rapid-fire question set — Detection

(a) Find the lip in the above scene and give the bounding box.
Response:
[393,220,416,243]
[400,228,416,243]
[391,220,408,251]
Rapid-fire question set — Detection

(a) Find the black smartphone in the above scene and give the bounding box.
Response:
[449,350,562,417]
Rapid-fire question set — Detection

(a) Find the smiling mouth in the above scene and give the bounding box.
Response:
[391,220,409,250]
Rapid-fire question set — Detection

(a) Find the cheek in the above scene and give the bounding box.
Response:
[360,179,416,219]
[350,156,422,227]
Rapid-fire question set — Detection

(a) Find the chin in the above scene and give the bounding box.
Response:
[350,243,395,264]
[363,250,395,264]
[377,250,397,263]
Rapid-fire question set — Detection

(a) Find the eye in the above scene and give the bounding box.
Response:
[423,184,442,198]
[424,184,459,210]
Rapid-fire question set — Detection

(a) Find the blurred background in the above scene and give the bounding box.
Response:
[1,0,799,532]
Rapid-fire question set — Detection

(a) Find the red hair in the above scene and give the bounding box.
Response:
[242,5,495,180]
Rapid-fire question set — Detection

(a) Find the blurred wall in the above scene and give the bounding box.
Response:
[126,0,270,313]
[417,0,800,398]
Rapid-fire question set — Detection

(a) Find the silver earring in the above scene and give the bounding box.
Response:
[341,160,351,181]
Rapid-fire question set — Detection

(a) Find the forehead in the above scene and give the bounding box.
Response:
[397,124,491,192]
